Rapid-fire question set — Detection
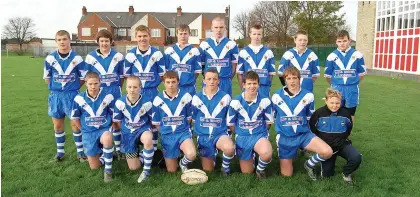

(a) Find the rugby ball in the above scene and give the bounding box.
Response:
[181,169,208,185]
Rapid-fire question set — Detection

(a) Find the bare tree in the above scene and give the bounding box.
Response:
[2,17,36,55]
[250,2,296,47]
[233,10,250,38]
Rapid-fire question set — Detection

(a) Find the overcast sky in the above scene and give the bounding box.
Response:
[1,0,359,40]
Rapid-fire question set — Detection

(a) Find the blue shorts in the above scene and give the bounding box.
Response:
[121,129,151,154]
[82,128,111,157]
[161,131,192,159]
[276,132,316,159]
[197,132,228,158]
[258,85,271,98]
[331,84,359,108]
[179,84,196,96]
[235,132,268,160]
[48,90,78,119]
[140,87,159,101]
[102,86,122,100]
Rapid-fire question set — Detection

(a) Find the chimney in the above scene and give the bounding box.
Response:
[225,6,229,17]
[177,6,182,16]
[129,6,134,16]
[82,6,87,16]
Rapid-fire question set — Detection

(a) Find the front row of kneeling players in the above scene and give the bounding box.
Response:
[72,67,361,184]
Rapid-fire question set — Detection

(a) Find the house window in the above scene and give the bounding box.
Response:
[98,27,107,32]
[169,28,176,36]
[151,29,161,37]
[191,29,198,37]
[82,28,91,36]
[118,29,127,37]
[205,29,212,38]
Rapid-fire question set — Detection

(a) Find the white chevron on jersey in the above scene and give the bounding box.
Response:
[45,55,83,88]
[73,91,114,129]
[192,94,231,135]
[115,99,152,132]
[165,46,198,77]
[200,40,237,72]
[327,51,361,84]
[272,92,313,133]
[85,52,123,86]
[125,51,163,87]
[153,93,192,132]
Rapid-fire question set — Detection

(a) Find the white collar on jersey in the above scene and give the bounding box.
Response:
[163,89,180,100]
[202,87,220,100]
[241,92,258,105]
[292,47,308,56]
[86,87,103,101]
[136,46,152,56]
[176,43,191,49]
[337,47,351,55]
[248,44,263,54]
[95,48,111,58]
[282,86,302,98]
[210,36,225,45]
[56,49,72,60]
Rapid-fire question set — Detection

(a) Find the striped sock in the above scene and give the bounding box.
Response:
[139,150,144,164]
[306,153,326,168]
[180,156,192,167]
[222,153,234,172]
[72,131,84,156]
[256,157,271,171]
[103,146,114,173]
[142,148,154,175]
[152,129,158,151]
[99,154,105,166]
[55,131,65,157]
[112,130,121,152]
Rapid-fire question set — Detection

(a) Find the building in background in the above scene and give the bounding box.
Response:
[357,1,420,76]
[77,6,229,46]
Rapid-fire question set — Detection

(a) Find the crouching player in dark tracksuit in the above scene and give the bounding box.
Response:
[309,88,362,185]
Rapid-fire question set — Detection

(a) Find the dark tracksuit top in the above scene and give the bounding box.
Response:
[309,105,353,152]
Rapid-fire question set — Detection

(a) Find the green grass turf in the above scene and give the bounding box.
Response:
[2,56,420,196]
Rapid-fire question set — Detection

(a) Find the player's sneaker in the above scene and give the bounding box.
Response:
[221,167,230,177]
[104,172,112,183]
[304,162,317,181]
[51,155,64,162]
[179,160,188,173]
[77,154,87,162]
[137,171,150,183]
[342,173,353,185]
[256,170,266,180]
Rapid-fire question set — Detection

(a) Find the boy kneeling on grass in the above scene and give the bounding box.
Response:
[309,88,362,184]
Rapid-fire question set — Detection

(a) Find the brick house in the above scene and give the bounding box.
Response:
[77,6,230,46]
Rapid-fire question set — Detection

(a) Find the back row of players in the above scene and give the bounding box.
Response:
[44,16,366,183]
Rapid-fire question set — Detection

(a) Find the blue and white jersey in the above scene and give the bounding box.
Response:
[164,44,202,87]
[324,47,367,85]
[271,87,314,137]
[43,50,85,91]
[152,89,192,135]
[70,88,114,133]
[227,93,273,136]
[124,46,165,88]
[191,89,231,136]
[199,37,239,78]
[278,48,320,92]
[237,45,276,86]
[84,49,124,87]
[113,95,153,134]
